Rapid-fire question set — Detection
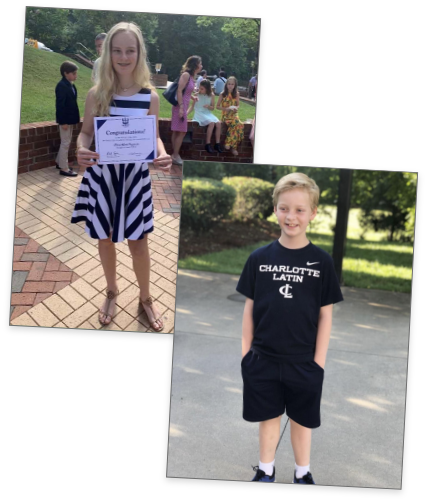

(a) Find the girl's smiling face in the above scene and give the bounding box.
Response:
[199,86,206,95]
[111,31,139,75]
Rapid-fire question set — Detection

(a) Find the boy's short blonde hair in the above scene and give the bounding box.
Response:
[273,172,320,209]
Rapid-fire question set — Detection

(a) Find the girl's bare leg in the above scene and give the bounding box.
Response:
[127,237,163,331]
[206,122,215,143]
[215,122,222,143]
[172,131,186,157]
[171,131,179,155]
[98,236,118,323]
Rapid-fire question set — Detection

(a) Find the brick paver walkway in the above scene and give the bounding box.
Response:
[10,163,181,333]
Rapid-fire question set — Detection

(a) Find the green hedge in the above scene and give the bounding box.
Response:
[181,178,236,232]
[222,176,274,220]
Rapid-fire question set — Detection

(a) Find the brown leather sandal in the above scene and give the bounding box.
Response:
[99,288,119,326]
[140,295,164,332]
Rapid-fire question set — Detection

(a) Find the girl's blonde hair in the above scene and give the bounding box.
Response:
[93,22,153,117]
[273,172,320,209]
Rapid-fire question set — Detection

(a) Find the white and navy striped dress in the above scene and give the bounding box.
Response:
[71,88,154,243]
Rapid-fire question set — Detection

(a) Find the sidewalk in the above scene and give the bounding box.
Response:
[167,269,411,489]
[10,163,181,333]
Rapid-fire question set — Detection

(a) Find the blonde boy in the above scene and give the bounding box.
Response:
[236,172,343,483]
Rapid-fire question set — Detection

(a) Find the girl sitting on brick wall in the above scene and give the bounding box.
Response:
[187,79,224,154]
[216,76,244,156]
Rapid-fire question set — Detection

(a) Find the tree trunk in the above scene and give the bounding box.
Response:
[332,169,353,284]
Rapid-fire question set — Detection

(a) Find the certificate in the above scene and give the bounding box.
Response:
[94,116,157,164]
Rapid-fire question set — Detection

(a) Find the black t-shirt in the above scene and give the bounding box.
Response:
[236,240,344,363]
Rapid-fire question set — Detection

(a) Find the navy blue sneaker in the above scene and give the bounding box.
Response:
[251,466,275,482]
[293,471,315,484]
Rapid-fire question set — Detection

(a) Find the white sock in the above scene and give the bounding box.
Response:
[259,459,275,476]
[295,463,310,479]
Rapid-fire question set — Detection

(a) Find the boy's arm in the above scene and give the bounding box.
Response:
[242,298,254,358]
[55,83,68,125]
[314,304,333,369]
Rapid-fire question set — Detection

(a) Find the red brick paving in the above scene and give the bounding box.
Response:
[27,262,46,281]
[11,306,32,318]
[13,262,32,271]
[10,164,182,321]
[46,255,61,271]
[34,293,52,306]
[10,227,79,321]
[150,164,182,218]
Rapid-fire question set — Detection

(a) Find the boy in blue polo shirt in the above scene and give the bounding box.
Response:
[237,172,343,484]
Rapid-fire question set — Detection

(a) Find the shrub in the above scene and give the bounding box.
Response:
[222,176,274,220]
[181,178,236,232]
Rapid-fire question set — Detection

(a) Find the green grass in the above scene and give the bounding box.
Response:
[178,206,414,293]
[20,45,255,123]
[186,98,255,123]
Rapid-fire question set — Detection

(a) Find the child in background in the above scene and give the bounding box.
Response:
[55,61,80,177]
[188,79,223,154]
[216,76,244,156]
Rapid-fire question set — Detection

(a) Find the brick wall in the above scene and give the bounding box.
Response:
[18,118,254,174]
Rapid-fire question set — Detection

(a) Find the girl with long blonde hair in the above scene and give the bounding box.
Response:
[71,22,172,331]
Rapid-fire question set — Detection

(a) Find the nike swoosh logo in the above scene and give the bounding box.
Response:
[307,262,320,266]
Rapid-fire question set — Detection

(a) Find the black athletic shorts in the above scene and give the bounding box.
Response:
[241,349,324,428]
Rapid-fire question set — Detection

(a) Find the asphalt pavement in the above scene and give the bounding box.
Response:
[167,269,411,489]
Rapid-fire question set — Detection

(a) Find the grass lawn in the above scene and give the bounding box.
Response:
[20,45,255,123]
[178,207,414,293]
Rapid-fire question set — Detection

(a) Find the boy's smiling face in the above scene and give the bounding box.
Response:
[274,188,317,246]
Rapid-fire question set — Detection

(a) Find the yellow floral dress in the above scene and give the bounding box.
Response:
[220,94,244,149]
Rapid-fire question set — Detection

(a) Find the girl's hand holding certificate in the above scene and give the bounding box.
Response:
[76,146,99,167]
[153,153,172,173]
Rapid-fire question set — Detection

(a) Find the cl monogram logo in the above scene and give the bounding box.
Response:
[279,284,293,298]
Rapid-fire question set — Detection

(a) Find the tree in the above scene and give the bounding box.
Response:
[352,170,417,241]
[23,8,258,82]
[332,169,353,283]
[196,16,260,77]
[25,7,69,51]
